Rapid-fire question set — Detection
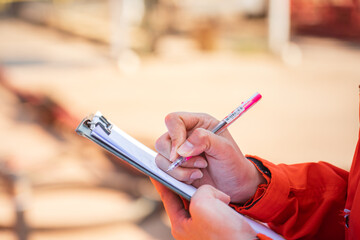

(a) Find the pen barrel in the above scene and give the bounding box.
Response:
[168,92,261,171]
[218,92,262,132]
[211,120,227,134]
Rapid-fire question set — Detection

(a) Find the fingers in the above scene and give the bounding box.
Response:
[164,113,190,161]
[189,185,231,221]
[150,178,189,225]
[164,112,218,161]
[153,180,257,240]
[155,154,205,183]
[188,185,257,239]
[192,185,231,205]
[177,128,233,159]
[155,132,208,169]
[155,112,225,184]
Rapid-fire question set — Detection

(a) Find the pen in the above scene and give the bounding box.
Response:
[166,92,262,172]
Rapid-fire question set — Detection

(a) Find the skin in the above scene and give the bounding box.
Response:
[152,112,266,239]
[155,112,265,204]
[151,180,257,240]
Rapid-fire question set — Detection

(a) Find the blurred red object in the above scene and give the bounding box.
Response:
[291,0,360,41]
[0,67,79,133]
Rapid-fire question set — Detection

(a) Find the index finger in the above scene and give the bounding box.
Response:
[165,112,217,161]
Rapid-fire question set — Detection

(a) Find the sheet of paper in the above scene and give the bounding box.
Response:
[91,121,197,198]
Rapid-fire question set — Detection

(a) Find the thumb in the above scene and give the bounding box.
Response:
[192,185,230,205]
[177,128,231,159]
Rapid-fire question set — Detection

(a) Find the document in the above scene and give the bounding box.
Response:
[76,112,284,240]
[90,113,197,199]
[76,111,196,200]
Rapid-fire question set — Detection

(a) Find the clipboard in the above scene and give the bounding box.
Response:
[76,111,285,239]
[76,111,196,200]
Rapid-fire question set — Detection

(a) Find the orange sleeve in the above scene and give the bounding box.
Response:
[233,155,349,240]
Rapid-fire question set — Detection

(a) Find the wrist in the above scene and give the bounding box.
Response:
[231,158,268,204]
[246,158,267,199]
[250,158,267,186]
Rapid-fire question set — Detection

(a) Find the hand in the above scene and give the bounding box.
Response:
[155,112,265,203]
[151,180,257,240]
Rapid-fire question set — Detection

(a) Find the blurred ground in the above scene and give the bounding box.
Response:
[0,17,360,239]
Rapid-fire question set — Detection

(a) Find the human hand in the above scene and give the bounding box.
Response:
[155,112,265,203]
[151,180,257,240]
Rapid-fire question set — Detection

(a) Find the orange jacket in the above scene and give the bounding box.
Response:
[233,103,360,239]
[238,156,349,239]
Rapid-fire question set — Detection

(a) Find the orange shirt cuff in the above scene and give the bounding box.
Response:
[231,155,290,223]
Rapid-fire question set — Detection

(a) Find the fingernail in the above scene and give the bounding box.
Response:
[190,171,203,180]
[194,160,207,168]
[177,141,194,156]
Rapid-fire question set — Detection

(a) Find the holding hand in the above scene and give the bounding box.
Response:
[152,180,257,240]
[155,112,265,204]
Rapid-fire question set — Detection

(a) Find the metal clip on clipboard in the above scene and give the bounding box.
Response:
[76,111,197,201]
[83,114,113,135]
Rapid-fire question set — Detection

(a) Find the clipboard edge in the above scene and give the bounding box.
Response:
[75,115,192,201]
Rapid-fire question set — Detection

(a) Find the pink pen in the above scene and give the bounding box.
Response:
[167,92,262,172]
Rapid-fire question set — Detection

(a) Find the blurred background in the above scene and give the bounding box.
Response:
[0,0,360,239]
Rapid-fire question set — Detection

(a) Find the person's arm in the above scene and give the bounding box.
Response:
[154,112,348,239]
[234,155,349,240]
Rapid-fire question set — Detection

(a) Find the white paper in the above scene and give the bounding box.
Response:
[90,113,197,198]
[89,112,284,240]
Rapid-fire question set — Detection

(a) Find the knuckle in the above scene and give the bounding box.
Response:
[192,128,208,139]
[192,128,210,144]
[154,138,162,152]
[199,184,214,193]
[189,196,207,216]
[199,184,212,190]
[164,112,178,125]
[170,136,181,147]
[191,185,214,202]
[155,133,170,153]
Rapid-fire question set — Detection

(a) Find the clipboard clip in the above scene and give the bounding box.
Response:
[86,114,113,135]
